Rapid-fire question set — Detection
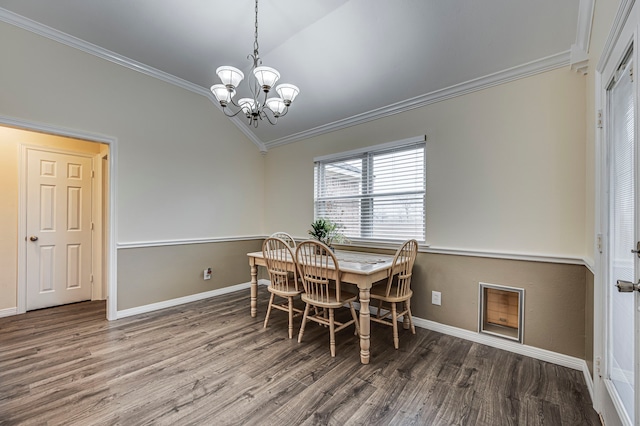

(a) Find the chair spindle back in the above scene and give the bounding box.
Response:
[386,239,418,298]
[263,237,298,292]
[296,240,341,304]
[269,232,296,249]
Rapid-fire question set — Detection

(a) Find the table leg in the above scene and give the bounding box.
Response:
[250,261,258,318]
[359,287,371,364]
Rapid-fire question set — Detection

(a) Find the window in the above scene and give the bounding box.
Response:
[314,136,426,243]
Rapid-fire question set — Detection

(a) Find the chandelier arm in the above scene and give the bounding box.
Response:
[221,106,248,119]
[277,107,289,118]
[260,110,278,125]
[228,97,242,108]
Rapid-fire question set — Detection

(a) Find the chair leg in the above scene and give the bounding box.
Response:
[406,300,416,334]
[377,300,383,319]
[349,302,360,336]
[288,297,294,339]
[391,302,399,349]
[298,304,310,343]
[329,308,336,357]
[263,292,275,329]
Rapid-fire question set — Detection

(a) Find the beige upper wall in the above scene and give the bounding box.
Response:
[265,67,587,258]
[0,21,265,310]
[0,21,265,245]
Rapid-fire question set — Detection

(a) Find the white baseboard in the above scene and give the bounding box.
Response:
[116,279,269,319]
[0,307,18,318]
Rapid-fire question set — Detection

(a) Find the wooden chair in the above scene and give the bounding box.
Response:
[262,237,303,339]
[269,232,296,249]
[370,239,418,349]
[295,240,359,357]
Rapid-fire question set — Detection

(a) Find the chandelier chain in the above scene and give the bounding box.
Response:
[253,0,260,62]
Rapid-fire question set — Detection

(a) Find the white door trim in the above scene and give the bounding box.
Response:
[3,115,118,321]
[595,1,638,424]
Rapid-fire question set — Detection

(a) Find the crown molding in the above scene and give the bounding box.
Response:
[570,0,595,75]
[263,50,571,149]
[0,8,204,95]
[0,8,267,153]
[1,7,581,154]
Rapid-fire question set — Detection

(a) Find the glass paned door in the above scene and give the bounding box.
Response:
[608,52,636,424]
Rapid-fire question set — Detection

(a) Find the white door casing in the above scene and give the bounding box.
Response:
[26,148,93,310]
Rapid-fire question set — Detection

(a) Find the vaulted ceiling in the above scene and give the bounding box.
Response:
[0,0,591,151]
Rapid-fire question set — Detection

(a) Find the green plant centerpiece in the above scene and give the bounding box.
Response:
[308,218,349,250]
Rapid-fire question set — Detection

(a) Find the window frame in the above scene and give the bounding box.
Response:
[313,135,427,245]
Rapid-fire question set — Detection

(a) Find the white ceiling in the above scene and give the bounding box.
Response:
[0,0,585,149]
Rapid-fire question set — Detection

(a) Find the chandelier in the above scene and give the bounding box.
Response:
[210,0,300,127]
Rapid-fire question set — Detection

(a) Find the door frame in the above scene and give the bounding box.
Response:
[2,115,118,321]
[595,1,639,424]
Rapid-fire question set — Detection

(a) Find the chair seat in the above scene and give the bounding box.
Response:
[267,283,302,297]
[301,290,358,309]
[370,285,413,303]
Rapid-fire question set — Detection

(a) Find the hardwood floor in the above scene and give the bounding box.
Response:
[0,287,601,425]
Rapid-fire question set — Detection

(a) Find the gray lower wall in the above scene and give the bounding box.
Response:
[414,253,587,359]
[118,240,590,360]
[117,239,263,310]
[338,245,589,359]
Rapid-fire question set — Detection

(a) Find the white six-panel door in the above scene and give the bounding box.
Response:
[26,148,93,310]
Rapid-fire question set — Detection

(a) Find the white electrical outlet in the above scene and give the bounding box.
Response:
[204,268,212,280]
[432,291,441,306]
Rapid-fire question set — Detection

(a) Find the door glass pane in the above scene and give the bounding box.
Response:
[608,58,635,422]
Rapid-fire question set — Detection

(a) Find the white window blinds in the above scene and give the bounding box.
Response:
[314,138,426,243]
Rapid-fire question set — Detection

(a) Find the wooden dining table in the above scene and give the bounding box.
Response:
[247,249,396,364]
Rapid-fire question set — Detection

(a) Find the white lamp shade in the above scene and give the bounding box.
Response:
[265,98,286,116]
[276,84,300,104]
[216,66,244,88]
[210,84,235,103]
[238,98,256,114]
[253,66,280,89]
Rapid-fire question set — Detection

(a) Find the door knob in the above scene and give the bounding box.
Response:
[29,236,38,242]
[616,279,639,293]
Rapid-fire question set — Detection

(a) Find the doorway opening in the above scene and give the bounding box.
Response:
[0,117,117,320]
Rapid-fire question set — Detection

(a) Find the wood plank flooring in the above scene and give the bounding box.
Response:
[0,287,601,425]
